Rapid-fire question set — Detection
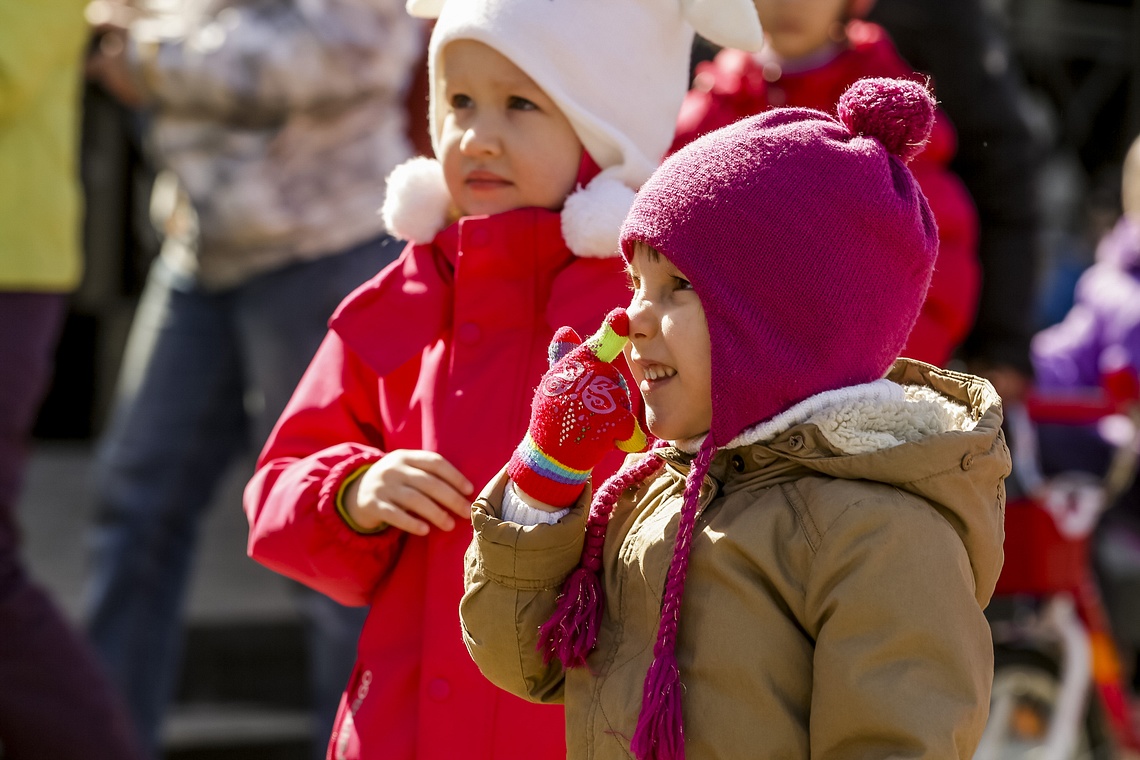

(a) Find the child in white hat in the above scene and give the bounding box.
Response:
[243,0,762,758]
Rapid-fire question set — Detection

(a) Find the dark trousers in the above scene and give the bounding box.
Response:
[0,292,144,760]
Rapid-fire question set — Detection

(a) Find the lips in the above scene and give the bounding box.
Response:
[465,170,512,189]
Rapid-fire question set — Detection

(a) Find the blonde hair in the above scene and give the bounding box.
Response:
[1124,134,1140,220]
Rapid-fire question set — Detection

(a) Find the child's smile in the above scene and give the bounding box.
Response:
[625,243,713,443]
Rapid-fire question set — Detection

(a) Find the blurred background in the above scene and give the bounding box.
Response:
[12,0,1140,758]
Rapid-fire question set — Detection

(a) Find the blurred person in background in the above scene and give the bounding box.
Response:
[1032,133,1140,522]
[682,0,1043,402]
[867,0,1043,403]
[674,0,981,371]
[0,2,146,758]
[82,0,423,756]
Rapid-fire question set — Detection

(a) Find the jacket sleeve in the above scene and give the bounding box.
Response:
[803,489,993,760]
[130,0,421,122]
[244,330,403,607]
[0,1,86,124]
[460,468,590,704]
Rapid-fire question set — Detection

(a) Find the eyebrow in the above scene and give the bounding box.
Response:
[443,68,543,97]
[632,242,662,262]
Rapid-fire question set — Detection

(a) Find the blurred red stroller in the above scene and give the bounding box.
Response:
[975,369,1140,760]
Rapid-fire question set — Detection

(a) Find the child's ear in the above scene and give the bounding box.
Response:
[548,327,583,367]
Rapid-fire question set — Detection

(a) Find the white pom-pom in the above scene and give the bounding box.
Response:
[561,175,636,258]
[380,157,452,244]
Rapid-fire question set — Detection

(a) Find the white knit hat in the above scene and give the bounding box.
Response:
[381,0,763,257]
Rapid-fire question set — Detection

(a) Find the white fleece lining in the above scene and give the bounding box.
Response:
[676,380,979,456]
[500,482,570,526]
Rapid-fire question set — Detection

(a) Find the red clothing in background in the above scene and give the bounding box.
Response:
[674,21,980,367]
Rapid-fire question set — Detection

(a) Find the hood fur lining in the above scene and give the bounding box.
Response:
[676,379,978,455]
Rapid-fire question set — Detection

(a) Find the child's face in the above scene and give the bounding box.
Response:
[438,40,584,218]
[624,244,713,443]
[753,0,848,60]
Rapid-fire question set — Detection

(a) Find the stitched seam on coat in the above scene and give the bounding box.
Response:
[899,458,980,487]
[595,518,640,760]
[477,562,572,591]
[594,483,669,760]
[512,588,532,702]
[781,482,822,552]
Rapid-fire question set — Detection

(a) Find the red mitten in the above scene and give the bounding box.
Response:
[508,308,649,507]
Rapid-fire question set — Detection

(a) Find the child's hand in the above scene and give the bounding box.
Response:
[508,309,648,509]
[344,450,474,535]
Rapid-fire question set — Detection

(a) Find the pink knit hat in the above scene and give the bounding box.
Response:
[622,76,940,448]
[539,78,939,760]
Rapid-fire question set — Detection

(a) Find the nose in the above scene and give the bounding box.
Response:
[626,292,656,341]
[459,114,502,157]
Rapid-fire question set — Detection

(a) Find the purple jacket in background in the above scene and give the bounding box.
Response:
[1032,216,1140,389]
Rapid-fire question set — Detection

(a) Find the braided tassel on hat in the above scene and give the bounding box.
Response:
[538,447,666,668]
[629,440,715,760]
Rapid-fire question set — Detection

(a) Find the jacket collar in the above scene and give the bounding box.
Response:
[329,208,572,378]
[654,360,1009,607]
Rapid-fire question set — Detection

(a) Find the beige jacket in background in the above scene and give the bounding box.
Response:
[127,0,423,289]
[462,360,1010,760]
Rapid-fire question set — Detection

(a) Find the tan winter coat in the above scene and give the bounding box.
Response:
[461,360,1010,760]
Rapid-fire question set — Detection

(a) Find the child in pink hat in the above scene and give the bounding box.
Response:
[462,78,1011,760]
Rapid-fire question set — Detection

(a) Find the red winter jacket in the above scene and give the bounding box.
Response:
[674,21,979,367]
[244,208,635,760]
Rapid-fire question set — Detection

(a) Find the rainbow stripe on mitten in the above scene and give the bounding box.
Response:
[508,433,593,508]
[507,309,647,509]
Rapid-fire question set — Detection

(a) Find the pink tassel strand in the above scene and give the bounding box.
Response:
[630,442,715,760]
[630,651,685,760]
[537,565,603,668]
[538,449,665,668]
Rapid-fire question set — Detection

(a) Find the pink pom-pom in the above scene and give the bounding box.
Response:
[837,77,936,162]
[604,308,630,338]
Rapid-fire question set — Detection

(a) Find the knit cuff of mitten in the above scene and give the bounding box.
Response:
[507,433,591,508]
[471,468,589,591]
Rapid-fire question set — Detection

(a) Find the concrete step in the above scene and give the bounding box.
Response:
[17,443,319,759]
[164,704,313,760]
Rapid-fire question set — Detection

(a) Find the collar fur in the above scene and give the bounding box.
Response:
[380,156,635,258]
[677,379,978,455]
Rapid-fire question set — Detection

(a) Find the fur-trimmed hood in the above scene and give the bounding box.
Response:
[380,155,635,258]
[668,359,1010,607]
